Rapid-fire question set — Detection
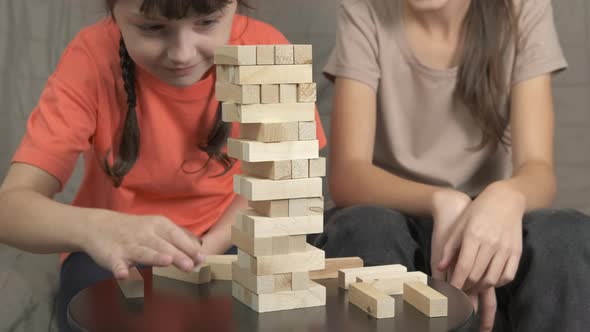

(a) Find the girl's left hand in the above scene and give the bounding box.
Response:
[438,182,526,294]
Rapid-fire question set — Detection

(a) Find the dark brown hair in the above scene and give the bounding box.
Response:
[456,0,516,151]
[103,0,245,187]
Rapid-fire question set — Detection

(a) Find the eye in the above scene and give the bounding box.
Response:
[138,24,165,32]
[196,17,220,28]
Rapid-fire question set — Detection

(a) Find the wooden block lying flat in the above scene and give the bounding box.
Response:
[215,82,260,104]
[310,257,364,280]
[228,139,319,162]
[291,272,310,291]
[257,45,275,65]
[232,263,291,294]
[117,267,144,299]
[236,210,323,237]
[231,226,307,256]
[403,281,448,317]
[275,45,294,64]
[357,271,428,295]
[232,280,326,313]
[214,45,257,65]
[299,121,317,140]
[222,102,315,124]
[240,123,299,143]
[339,264,407,289]
[248,197,324,217]
[349,283,395,319]
[291,159,309,179]
[237,245,325,275]
[280,84,298,103]
[204,255,237,281]
[153,264,211,284]
[241,160,292,180]
[261,84,280,104]
[294,45,313,64]
[230,64,313,85]
[309,158,326,177]
[234,175,322,201]
[298,83,317,102]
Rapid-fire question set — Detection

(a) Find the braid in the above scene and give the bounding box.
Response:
[198,102,235,176]
[103,37,141,187]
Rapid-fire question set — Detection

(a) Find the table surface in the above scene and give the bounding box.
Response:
[68,268,475,332]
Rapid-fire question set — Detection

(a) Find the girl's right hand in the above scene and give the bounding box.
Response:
[83,212,205,279]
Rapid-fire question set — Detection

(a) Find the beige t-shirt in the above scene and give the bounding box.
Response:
[324,0,567,196]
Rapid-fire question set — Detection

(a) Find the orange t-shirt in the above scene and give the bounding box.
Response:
[12,16,327,242]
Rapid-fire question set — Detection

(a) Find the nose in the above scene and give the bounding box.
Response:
[167,31,196,66]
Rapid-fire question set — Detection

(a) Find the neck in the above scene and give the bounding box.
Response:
[403,0,471,39]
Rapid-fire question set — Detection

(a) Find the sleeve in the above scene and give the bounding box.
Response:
[323,0,380,91]
[512,0,568,85]
[11,36,98,190]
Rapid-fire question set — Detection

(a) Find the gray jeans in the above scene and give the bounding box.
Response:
[313,206,590,332]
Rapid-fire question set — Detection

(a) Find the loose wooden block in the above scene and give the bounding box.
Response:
[232,280,326,313]
[234,175,322,201]
[229,64,313,84]
[215,83,260,104]
[299,121,317,140]
[240,123,299,143]
[349,282,395,319]
[241,160,292,180]
[294,45,313,64]
[310,257,364,280]
[228,139,319,162]
[237,245,325,275]
[403,281,448,317]
[231,226,307,256]
[298,83,317,102]
[222,102,315,124]
[260,84,280,104]
[214,45,257,65]
[248,197,324,217]
[117,267,144,299]
[256,45,275,65]
[339,264,407,289]
[204,255,237,281]
[280,84,298,103]
[153,264,211,284]
[236,210,323,237]
[309,157,326,178]
[232,262,290,294]
[291,159,309,179]
[275,45,294,64]
[357,271,428,295]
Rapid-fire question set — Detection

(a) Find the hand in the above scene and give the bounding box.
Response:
[83,212,205,279]
[466,288,497,332]
[430,189,472,281]
[439,182,525,293]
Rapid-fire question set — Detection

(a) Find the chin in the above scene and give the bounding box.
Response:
[405,0,451,11]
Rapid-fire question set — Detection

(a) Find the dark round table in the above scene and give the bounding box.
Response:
[68,268,475,332]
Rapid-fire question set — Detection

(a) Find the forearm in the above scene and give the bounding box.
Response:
[496,160,556,211]
[201,194,248,255]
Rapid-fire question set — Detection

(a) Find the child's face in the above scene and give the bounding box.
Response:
[113,0,237,87]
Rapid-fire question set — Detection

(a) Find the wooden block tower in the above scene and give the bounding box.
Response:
[214,44,327,313]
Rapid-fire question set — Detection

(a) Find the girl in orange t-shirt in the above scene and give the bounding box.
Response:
[0,0,326,330]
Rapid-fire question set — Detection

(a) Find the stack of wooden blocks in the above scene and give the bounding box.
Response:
[214,44,327,313]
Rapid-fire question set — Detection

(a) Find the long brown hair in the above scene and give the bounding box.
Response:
[103,0,246,187]
[456,0,516,151]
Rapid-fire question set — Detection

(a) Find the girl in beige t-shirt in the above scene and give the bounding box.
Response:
[321,0,589,330]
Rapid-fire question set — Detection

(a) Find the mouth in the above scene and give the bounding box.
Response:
[165,65,197,77]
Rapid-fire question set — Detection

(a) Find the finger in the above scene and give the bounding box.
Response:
[438,233,461,271]
[161,224,204,263]
[479,288,497,332]
[152,238,196,272]
[112,259,130,280]
[450,240,480,290]
[130,246,173,267]
[498,254,520,287]
[471,251,508,293]
[468,293,478,312]
[464,245,495,291]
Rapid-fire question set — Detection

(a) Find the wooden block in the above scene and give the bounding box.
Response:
[232,262,290,294]
[261,84,280,104]
[357,271,428,295]
[240,123,299,143]
[289,197,324,216]
[339,264,407,289]
[231,226,307,256]
[280,84,298,103]
[117,267,144,299]
[298,83,317,102]
[309,157,326,178]
[310,257,364,280]
[234,175,322,201]
[291,272,310,291]
[291,159,309,179]
[222,102,315,124]
[153,264,211,284]
[232,280,326,313]
[349,282,395,319]
[403,281,448,317]
[215,82,260,104]
[214,45,257,65]
[229,64,313,85]
[256,45,275,65]
[241,160,292,180]
[216,65,232,83]
[275,45,294,64]
[294,45,313,64]
[249,200,289,217]
[299,121,317,140]
[204,255,237,281]
[228,139,319,162]
[237,245,325,275]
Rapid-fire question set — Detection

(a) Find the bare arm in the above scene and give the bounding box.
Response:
[200,194,248,255]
